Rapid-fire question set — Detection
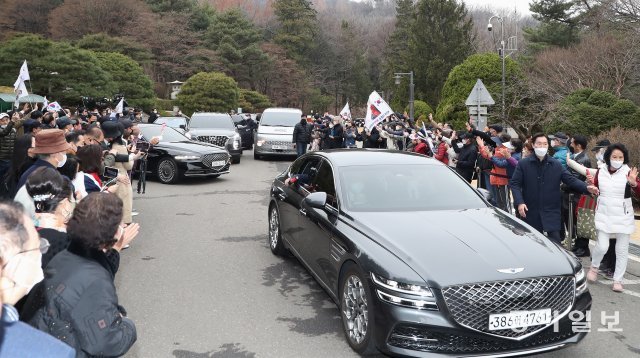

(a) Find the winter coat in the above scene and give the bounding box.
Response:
[23,240,136,358]
[569,151,591,182]
[480,144,509,186]
[292,121,312,144]
[0,122,16,161]
[433,142,449,165]
[413,142,428,155]
[510,155,589,233]
[363,128,383,149]
[327,124,344,149]
[455,143,478,183]
[552,146,569,168]
[343,129,357,148]
[594,165,636,235]
[110,140,133,223]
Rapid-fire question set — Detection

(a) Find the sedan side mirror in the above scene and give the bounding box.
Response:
[477,188,492,202]
[304,192,327,209]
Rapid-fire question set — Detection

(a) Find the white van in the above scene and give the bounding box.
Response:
[254,108,302,160]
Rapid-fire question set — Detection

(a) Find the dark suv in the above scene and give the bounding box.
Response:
[188,113,242,164]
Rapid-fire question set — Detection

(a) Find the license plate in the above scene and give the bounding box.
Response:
[272,145,288,150]
[488,308,552,331]
[212,160,226,167]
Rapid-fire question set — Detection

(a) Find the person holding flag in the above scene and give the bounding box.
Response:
[340,102,352,121]
[13,60,30,109]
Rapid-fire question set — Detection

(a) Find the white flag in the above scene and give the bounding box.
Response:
[13,60,30,90]
[42,96,48,109]
[115,98,124,114]
[15,80,29,99]
[339,102,352,120]
[364,91,393,131]
[46,101,63,112]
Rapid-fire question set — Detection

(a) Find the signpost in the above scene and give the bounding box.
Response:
[465,79,495,130]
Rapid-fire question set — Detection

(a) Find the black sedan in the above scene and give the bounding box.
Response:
[267,150,590,357]
[138,123,231,184]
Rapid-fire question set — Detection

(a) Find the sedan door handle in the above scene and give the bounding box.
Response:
[299,208,307,216]
[278,193,287,201]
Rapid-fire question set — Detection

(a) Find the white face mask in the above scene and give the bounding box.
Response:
[610,160,624,169]
[457,142,464,148]
[3,253,44,295]
[57,153,67,168]
[534,147,548,158]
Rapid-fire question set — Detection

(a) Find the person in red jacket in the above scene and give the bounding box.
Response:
[412,133,428,155]
[478,134,510,211]
[433,130,449,165]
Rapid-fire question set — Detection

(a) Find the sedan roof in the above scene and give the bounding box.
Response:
[313,149,443,167]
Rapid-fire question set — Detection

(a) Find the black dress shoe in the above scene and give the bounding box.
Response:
[574,248,590,257]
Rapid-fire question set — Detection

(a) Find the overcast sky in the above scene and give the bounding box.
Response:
[463,0,533,15]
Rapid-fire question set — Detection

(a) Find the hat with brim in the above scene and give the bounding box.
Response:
[549,132,568,145]
[0,113,9,120]
[591,139,611,152]
[101,121,123,139]
[32,129,72,154]
[503,141,514,150]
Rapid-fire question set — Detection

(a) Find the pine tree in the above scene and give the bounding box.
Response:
[382,0,416,110]
[524,0,583,51]
[408,0,474,108]
[273,0,319,65]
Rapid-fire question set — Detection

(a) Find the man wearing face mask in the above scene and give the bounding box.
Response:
[453,132,478,183]
[510,133,599,243]
[16,129,72,193]
[0,201,75,357]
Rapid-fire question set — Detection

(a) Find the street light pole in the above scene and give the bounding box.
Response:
[489,15,506,122]
[394,71,414,122]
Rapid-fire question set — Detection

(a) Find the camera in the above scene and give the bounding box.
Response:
[103,166,119,179]
[136,140,151,153]
[487,23,493,31]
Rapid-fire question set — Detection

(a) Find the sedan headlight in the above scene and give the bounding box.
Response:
[174,155,200,161]
[575,266,587,296]
[257,140,266,147]
[371,273,437,310]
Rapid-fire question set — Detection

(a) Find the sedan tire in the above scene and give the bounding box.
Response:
[268,205,287,256]
[340,263,378,356]
[156,157,180,184]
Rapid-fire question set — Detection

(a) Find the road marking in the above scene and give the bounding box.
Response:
[597,279,640,285]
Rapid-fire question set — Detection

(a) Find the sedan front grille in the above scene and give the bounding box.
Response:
[441,276,575,340]
[196,135,228,147]
[201,153,229,169]
[388,320,577,354]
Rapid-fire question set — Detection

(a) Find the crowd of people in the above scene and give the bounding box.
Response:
[0,102,146,356]
[292,111,640,293]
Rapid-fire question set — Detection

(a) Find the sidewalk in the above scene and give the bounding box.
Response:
[629,220,640,257]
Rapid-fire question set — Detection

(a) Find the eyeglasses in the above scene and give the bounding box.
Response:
[21,237,50,255]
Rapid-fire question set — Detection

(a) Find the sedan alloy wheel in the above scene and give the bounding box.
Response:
[340,264,377,355]
[157,157,179,184]
[268,206,287,256]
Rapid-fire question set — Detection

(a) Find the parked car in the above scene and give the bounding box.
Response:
[188,112,242,164]
[137,124,231,184]
[231,114,256,150]
[254,108,302,160]
[154,116,191,137]
[268,149,591,357]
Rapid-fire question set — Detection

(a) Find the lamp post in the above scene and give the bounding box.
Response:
[394,71,414,121]
[488,15,505,122]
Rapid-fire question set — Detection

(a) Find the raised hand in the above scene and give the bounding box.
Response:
[628,167,638,187]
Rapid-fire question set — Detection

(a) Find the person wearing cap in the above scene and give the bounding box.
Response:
[477,134,511,211]
[562,135,593,257]
[101,121,134,224]
[56,117,76,133]
[549,132,570,168]
[510,133,599,243]
[16,129,71,191]
[453,132,478,183]
[592,139,611,165]
[0,112,19,179]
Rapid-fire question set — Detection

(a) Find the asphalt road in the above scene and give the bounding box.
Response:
[117,150,640,358]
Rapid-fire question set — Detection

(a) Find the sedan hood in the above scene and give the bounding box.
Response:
[157,140,228,154]
[353,208,574,287]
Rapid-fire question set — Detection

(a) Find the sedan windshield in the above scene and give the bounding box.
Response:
[339,164,487,212]
[140,125,189,142]
[155,117,187,128]
[260,111,301,127]
[190,114,235,129]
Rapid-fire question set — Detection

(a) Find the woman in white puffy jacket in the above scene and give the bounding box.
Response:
[567,143,639,292]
